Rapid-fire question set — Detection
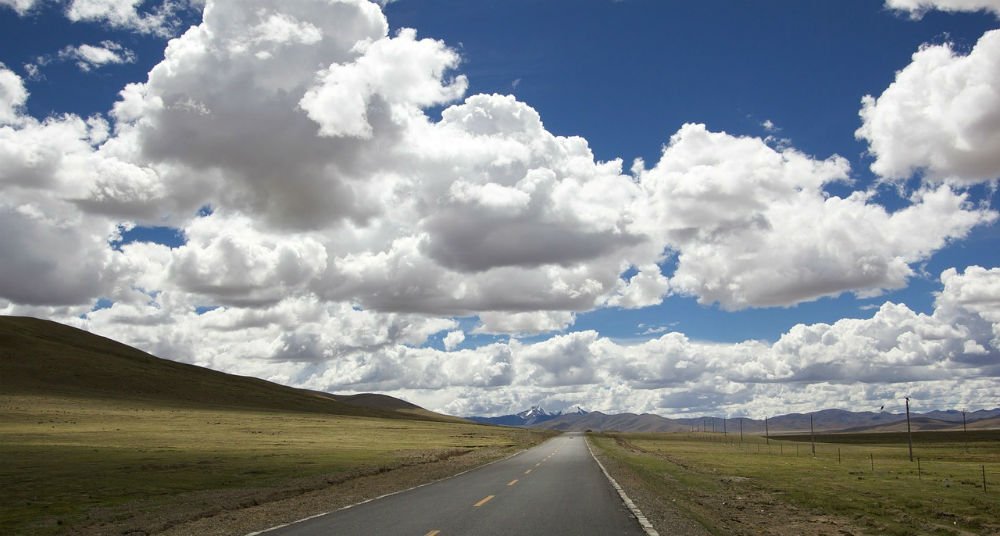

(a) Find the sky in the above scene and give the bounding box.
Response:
[1,0,999,419]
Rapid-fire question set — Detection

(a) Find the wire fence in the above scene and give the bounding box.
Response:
[677,430,997,494]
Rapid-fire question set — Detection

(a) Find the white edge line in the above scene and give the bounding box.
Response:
[585,435,660,536]
[244,447,532,536]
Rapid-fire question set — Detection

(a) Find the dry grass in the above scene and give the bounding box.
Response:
[1,394,547,535]
[590,431,1000,535]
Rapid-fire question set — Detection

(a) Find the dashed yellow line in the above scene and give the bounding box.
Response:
[424,531,440,536]
[474,495,495,507]
[507,479,519,486]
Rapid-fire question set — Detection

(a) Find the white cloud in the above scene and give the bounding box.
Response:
[0,63,27,124]
[299,28,467,138]
[638,124,995,309]
[168,212,328,306]
[858,30,1000,184]
[607,264,671,309]
[885,0,1000,17]
[474,311,577,336]
[0,0,37,15]
[442,329,465,351]
[1,0,197,35]
[31,266,994,417]
[59,41,137,71]
[66,0,193,36]
[1,0,998,418]
[32,0,978,321]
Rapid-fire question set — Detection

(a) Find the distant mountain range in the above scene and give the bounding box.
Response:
[468,406,587,427]
[469,406,1000,434]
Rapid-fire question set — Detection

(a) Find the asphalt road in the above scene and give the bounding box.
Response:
[256,432,647,536]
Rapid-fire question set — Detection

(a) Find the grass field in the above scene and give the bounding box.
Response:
[590,430,1000,535]
[0,394,546,535]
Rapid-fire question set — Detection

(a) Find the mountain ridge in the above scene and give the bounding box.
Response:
[469,406,1000,434]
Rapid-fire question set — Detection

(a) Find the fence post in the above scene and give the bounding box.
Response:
[810,414,816,457]
[870,453,874,473]
[917,458,921,480]
[984,465,988,493]
[838,448,841,464]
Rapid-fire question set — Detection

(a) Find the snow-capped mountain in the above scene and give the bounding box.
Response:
[468,406,587,427]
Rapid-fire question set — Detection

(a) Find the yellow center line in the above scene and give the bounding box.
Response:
[507,479,519,486]
[524,468,532,474]
[474,495,495,507]
[424,531,441,536]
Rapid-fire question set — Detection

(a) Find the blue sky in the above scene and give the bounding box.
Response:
[1,0,999,416]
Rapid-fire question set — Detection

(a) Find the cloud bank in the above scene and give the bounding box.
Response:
[0,0,997,415]
[885,0,1000,18]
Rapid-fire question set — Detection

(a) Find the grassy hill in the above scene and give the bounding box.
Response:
[0,315,450,421]
[0,316,545,535]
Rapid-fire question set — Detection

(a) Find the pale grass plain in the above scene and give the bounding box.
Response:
[1,394,544,535]
[591,430,1000,535]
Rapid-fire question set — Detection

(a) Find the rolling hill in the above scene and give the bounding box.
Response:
[0,315,456,421]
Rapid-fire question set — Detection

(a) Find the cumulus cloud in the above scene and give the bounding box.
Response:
[299,28,467,139]
[442,329,465,350]
[475,311,577,336]
[59,41,137,71]
[638,124,994,309]
[1,0,198,35]
[0,68,129,305]
[885,0,1000,17]
[13,0,975,318]
[0,63,27,124]
[22,266,992,417]
[66,0,194,36]
[168,212,328,306]
[607,264,671,309]
[0,0,37,15]
[1,0,998,418]
[858,30,1000,183]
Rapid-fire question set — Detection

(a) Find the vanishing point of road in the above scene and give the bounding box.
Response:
[256,432,648,536]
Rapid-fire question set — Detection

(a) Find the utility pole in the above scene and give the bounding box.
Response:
[905,397,914,462]
[810,414,816,456]
[723,417,727,437]
[764,416,770,445]
[739,417,743,444]
[962,410,968,453]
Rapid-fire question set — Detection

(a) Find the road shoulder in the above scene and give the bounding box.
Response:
[588,434,712,536]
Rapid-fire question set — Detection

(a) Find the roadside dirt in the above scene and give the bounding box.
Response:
[593,436,866,536]
[66,447,520,536]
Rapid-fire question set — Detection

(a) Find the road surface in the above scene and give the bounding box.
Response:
[257,432,647,536]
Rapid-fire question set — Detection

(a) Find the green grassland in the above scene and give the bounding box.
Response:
[1,394,544,535]
[0,316,549,534]
[590,430,1000,535]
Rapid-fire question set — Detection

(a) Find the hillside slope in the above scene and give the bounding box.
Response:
[0,315,452,421]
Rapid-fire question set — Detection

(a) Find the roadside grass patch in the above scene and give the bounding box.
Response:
[591,431,999,535]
